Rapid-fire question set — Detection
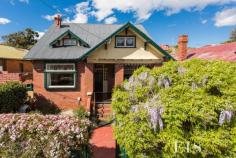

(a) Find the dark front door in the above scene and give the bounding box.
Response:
[94,64,114,102]
[94,65,103,92]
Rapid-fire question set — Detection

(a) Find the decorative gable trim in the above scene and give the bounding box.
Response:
[79,22,174,60]
[49,30,90,48]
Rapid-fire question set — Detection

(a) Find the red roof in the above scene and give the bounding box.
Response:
[187,42,236,61]
[160,44,170,51]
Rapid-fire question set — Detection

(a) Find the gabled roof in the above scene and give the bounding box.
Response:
[0,45,28,60]
[187,42,236,61]
[49,29,90,47]
[24,22,173,60]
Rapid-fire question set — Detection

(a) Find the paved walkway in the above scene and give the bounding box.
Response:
[90,125,116,158]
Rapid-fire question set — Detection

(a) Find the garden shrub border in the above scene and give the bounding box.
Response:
[112,59,236,158]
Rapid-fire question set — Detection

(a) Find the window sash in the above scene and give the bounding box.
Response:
[46,63,75,72]
[116,36,135,48]
[45,63,76,89]
[46,72,76,88]
[126,37,135,47]
[116,37,125,47]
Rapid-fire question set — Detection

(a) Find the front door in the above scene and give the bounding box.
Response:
[94,64,114,102]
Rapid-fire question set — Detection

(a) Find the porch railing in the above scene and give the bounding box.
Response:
[93,92,112,104]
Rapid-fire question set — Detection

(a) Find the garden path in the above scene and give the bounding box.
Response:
[90,125,116,158]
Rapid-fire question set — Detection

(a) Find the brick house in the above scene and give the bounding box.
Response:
[0,45,33,83]
[24,15,174,116]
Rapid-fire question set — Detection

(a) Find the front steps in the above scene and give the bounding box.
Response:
[96,103,113,123]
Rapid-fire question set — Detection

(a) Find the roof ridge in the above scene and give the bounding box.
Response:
[62,23,143,26]
[200,41,236,48]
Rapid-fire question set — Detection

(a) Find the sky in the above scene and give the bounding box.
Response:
[0,0,236,47]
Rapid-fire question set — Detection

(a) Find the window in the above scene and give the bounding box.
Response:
[115,36,135,48]
[124,66,138,79]
[45,63,76,89]
[63,39,77,46]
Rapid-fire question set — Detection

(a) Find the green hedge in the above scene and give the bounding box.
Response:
[0,82,27,113]
[112,59,236,158]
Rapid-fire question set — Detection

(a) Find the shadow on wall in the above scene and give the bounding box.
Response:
[32,93,61,114]
[91,145,115,158]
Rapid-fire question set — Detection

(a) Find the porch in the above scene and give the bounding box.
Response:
[92,63,155,104]
[89,63,158,121]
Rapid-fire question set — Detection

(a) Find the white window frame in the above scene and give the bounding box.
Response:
[115,36,135,48]
[45,63,76,89]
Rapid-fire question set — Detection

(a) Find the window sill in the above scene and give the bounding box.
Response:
[47,86,76,89]
[115,46,136,48]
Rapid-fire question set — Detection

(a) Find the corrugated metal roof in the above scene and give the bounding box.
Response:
[24,23,150,60]
[0,45,28,59]
[187,42,236,61]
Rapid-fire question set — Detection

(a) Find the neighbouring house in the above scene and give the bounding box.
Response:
[175,35,236,61]
[0,45,33,84]
[160,44,170,51]
[24,15,174,117]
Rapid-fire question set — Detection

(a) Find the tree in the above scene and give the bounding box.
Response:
[1,28,39,49]
[230,28,236,42]
[112,59,236,158]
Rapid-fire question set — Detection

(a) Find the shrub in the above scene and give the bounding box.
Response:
[0,114,91,158]
[0,82,27,113]
[112,59,236,157]
[74,106,89,120]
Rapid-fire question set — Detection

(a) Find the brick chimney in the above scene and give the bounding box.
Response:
[178,35,188,61]
[54,14,62,28]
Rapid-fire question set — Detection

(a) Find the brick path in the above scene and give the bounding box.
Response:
[90,125,116,158]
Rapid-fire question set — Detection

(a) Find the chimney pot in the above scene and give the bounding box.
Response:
[54,14,62,28]
[178,35,188,61]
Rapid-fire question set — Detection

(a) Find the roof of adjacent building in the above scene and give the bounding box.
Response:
[0,45,28,60]
[187,42,236,61]
[24,22,172,60]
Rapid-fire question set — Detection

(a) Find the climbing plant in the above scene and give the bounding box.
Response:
[112,59,236,158]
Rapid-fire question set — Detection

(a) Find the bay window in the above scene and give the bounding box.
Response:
[45,63,76,89]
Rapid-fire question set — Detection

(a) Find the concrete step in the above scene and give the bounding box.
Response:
[96,104,112,113]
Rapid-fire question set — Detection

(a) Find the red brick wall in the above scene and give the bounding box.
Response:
[33,61,94,110]
[6,59,33,73]
[177,35,188,61]
[0,72,21,83]
[115,64,124,86]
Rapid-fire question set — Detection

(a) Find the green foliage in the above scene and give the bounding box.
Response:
[74,106,89,119]
[112,59,236,158]
[0,82,27,113]
[224,28,236,43]
[230,28,236,42]
[1,28,39,49]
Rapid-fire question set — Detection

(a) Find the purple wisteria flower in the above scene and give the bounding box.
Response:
[219,110,234,126]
